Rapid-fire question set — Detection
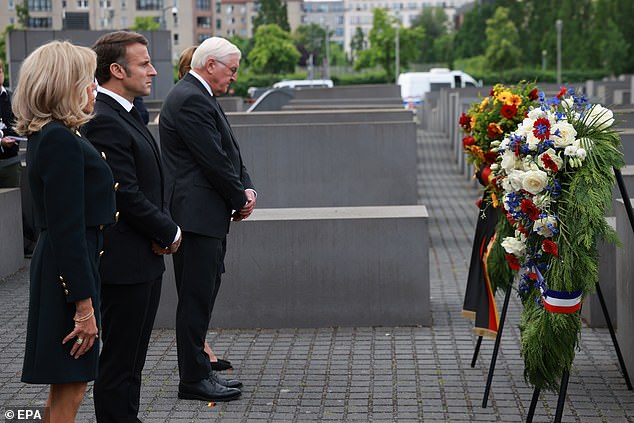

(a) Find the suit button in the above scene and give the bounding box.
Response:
[61,282,67,288]
[114,182,119,192]
[64,289,69,296]
[115,211,120,222]
[99,250,104,257]
[59,275,65,282]
[101,151,107,160]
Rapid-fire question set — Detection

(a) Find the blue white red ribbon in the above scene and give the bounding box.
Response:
[534,267,583,313]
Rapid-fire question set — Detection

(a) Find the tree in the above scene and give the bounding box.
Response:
[131,16,159,31]
[253,0,290,32]
[248,24,299,74]
[15,1,29,27]
[349,27,365,62]
[484,7,521,73]
[294,24,327,66]
[453,2,496,59]
[410,7,448,63]
[229,35,254,67]
[354,9,396,79]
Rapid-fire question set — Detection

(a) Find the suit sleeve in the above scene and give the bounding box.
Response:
[83,112,177,247]
[38,127,96,302]
[176,95,247,211]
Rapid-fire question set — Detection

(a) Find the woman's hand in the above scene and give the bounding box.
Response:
[63,298,99,359]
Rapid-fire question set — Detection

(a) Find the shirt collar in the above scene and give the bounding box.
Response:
[97,86,134,112]
[189,70,214,97]
[0,86,7,96]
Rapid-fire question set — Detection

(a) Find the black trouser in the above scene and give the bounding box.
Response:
[173,232,225,383]
[94,277,162,423]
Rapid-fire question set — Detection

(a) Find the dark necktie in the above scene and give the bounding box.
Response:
[129,106,144,125]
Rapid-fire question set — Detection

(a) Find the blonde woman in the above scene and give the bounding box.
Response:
[13,40,116,422]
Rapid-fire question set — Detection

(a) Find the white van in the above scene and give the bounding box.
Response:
[397,68,480,109]
[272,79,334,89]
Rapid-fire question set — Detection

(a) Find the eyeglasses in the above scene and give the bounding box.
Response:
[214,58,238,76]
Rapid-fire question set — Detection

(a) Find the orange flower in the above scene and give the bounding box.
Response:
[497,91,512,104]
[487,122,503,139]
[508,94,523,106]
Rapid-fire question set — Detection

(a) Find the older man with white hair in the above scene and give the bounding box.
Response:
[159,37,257,402]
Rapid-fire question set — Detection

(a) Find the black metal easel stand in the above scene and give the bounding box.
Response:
[525,369,570,423]
[471,336,483,368]
[481,286,512,408]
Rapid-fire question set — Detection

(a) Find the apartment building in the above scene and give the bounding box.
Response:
[0,0,474,59]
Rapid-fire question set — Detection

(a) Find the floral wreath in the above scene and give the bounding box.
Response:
[491,87,624,390]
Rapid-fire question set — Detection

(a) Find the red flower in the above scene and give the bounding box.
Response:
[556,87,567,99]
[462,136,476,148]
[528,89,539,100]
[459,113,472,130]
[484,150,498,164]
[500,104,518,119]
[505,254,521,271]
[541,153,559,172]
[517,224,529,236]
[528,271,538,281]
[489,89,495,96]
[487,122,503,139]
[542,239,559,257]
[520,199,540,220]
[532,117,550,141]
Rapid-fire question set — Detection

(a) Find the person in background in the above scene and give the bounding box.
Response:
[13,40,116,422]
[133,96,149,125]
[159,37,255,402]
[0,58,20,187]
[82,30,182,423]
[176,44,232,373]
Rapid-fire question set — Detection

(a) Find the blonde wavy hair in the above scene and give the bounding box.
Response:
[12,40,97,135]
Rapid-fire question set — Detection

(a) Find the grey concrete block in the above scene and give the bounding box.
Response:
[155,205,430,328]
[226,109,414,125]
[0,189,25,279]
[616,198,634,378]
[581,217,617,328]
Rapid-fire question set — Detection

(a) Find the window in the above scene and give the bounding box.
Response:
[77,0,88,8]
[27,0,52,11]
[197,33,211,43]
[136,0,162,10]
[173,33,179,45]
[215,18,221,29]
[225,5,233,13]
[196,0,211,10]
[28,17,52,28]
[100,0,111,7]
[197,16,211,28]
[215,2,220,13]
[121,16,128,27]
[9,0,14,10]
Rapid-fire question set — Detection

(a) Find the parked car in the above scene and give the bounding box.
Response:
[397,68,480,109]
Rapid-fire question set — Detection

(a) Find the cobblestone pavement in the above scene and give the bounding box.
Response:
[1,130,634,422]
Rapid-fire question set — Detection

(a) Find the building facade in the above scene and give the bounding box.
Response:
[0,0,475,60]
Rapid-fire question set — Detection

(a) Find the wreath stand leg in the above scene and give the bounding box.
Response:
[482,285,512,408]
[596,282,633,389]
[553,368,570,422]
[525,387,540,423]
[471,336,483,368]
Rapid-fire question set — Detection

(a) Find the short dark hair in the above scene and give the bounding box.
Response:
[92,31,148,85]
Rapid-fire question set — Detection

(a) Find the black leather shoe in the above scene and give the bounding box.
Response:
[209,370,243,389]
[211,358,233,371]
[178,378,241,402]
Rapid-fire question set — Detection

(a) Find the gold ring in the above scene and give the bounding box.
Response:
[76,338,84,345]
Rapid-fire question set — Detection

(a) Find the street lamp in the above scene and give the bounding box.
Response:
[541,49,547,71]
[161,4,178,30]
[325,24,330,80]
[556,19,562,86]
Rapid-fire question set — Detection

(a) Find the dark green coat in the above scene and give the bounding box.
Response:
[21,121,116,384]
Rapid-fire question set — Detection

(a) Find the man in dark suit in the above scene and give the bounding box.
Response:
[82,31,182,422]
[0,58,20,188]
[159,37,256,402]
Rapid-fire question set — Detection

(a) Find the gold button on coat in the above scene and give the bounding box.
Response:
[99,250,104,256]
[101,151,107,160]
[114,182,119,192]
[115,211,120,222]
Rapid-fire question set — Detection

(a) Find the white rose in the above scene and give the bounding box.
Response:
[508,169,525,191]
[533,215,557,237]
[564,144,578,157]
[501,236,526,257]
[576,148,587,160]
[500,150,517,171]
[525,132,541,151]
[538,148,564,171]
[551,121,577,148]
[586,104,614,130]
[560,97,575,110]
[522,169,549,195]
[527,107,546,120]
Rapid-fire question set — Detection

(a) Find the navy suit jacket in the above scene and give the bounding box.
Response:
[159,73,254,238]
[82,93,178,285]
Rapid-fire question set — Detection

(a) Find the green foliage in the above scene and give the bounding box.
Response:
[15,1,29,28]
[462,67,611,86]
[453,2,496,59]
[229,35,254,67]
[487,210,514,293]
[248,24,300,74]
[332,69,389,85]
[131,16,160,31]
[349,27,366,62]
[294,24,328,66]
[410,7,448,63]
[484,7,521,73]
[253,0,290,32]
